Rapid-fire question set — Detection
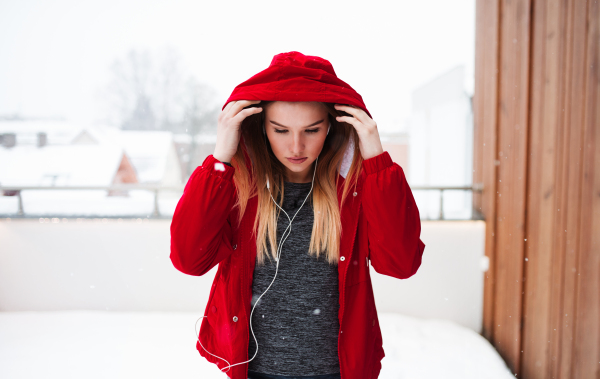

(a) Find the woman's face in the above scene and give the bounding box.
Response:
[264,101,329,183]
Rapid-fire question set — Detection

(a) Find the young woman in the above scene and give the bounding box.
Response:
[170,51,425,379]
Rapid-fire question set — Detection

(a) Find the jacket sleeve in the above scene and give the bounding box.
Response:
[170,154,238,276]
[361,151,425,279]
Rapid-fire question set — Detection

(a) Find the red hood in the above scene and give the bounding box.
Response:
[225,51,367,178]
[223,51,371,118]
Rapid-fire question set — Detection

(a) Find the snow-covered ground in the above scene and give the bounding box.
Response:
[0,311,514,379]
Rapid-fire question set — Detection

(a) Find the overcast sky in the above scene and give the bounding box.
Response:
[0,0,475,134]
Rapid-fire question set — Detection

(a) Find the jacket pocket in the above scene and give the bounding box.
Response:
[345,254,371,286]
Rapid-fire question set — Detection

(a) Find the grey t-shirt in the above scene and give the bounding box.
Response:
[247,181,340,376]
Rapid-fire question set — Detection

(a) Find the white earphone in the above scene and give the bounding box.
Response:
[195,123,326,374]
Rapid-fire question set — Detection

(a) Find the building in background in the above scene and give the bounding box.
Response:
[72,127,183,186]
[0,120,185,216]
[408,65,474,220]
[0,119,83,147]
[0,119,183,187]
[0,120,138,190]
[0,144,137,189]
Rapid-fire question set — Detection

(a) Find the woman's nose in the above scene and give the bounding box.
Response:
[291,133,304,151]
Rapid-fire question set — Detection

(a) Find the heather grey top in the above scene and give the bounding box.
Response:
[247,181,340,376]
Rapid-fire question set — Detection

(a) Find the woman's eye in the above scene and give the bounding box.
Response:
[274,129,320,134]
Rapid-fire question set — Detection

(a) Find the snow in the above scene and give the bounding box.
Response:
[0,144,125,186]
[0,311,514,379]
[0,120,82,145]
[0,189,180,216]
[95,128,175,184]
[0,123,184,217]
[72,126,179,184]
[1,122,182,186]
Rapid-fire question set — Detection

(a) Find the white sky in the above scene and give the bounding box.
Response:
[0,0,475,134]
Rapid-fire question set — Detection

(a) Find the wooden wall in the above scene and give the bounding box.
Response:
[473,0,599,378]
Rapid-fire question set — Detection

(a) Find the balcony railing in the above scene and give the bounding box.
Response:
[0,183,484,220]
[411,183,484,220]
[0,184,184,219]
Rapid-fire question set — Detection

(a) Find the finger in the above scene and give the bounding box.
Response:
[335,115,365,132]
[334,104,370,125]
[220,101,235,121]
[223,101,235,113]
[232,106,263,124]
[334,104,366,122]
[229,100,262,119]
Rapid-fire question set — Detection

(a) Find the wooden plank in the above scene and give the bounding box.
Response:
[572,0,600,377]
[475,0,599,375]
[493,0,532,373]
[521,0,558,377]
[553,0,589,377]
[545,1,571,378]
[475,0,501,343]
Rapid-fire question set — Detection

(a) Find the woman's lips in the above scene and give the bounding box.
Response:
[287,157,307,164]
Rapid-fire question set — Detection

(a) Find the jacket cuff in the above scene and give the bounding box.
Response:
[200,154,236,182]
[362,151,393,175]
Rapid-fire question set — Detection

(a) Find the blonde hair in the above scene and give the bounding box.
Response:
[227,101,364,266]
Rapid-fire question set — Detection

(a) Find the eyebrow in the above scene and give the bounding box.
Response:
[269,119,325,128]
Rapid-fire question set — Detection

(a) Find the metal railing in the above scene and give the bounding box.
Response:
[0,183,484,220]
[411,183,484,220]
[0,184,185,218]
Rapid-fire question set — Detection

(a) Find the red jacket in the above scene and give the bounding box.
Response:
[170,143,426,379]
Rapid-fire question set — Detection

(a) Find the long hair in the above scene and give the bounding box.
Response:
[227,102,364,266]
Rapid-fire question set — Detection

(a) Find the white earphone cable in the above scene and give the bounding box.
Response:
[195,151,321,374]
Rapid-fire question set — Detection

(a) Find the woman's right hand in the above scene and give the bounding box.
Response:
[213,100,263,163]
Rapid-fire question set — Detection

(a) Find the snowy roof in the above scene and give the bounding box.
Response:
[0,120,83,145]
[74,127,176,184]
[0,144,125,187]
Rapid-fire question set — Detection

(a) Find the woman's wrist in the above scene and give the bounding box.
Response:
[213,152,233,165]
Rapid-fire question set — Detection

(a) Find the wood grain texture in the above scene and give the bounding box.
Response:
[494,0,532,373]
[474,0,599,377]
[474,0,501,343]
[572,0,600,377]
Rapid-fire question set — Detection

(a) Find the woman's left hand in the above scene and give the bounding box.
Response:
[334,104,384,160]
